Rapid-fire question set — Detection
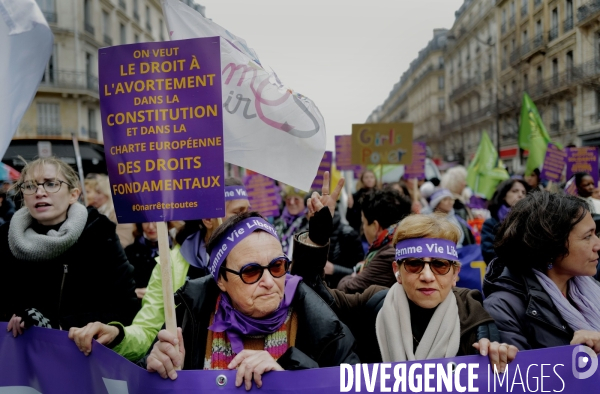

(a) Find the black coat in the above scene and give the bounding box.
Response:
[327,211,364,287]
[0,207,138,329]
[483,258,574,350]
[481,217,500,264]
[159,276,359,370]
[345,188,370,232]
[125,238,158,289]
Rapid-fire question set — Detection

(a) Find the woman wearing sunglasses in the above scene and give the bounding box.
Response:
[145,210,358,390]
[1,157,138,336]
[294,203,519,372]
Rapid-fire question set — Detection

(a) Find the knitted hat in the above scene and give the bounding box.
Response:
[429,188,454,210]
[420,181,436,200]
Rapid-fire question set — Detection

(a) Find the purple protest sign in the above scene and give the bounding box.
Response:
[541,143,566,182]
[244,173,280,217]
[404,141,427,180]
[99,38,224,223]
[566,147,599,187]
[311,151,333,190]
[335,135,358,171]
[2,323,599,393]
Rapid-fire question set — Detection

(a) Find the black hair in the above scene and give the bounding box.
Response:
[574,172,593,188]
[383,182,410,197]
[494,192,588,272]
[429,177,441,187]
[488,179,531,219]
[175,177,244,245]
[360,189,412,229]
[206,211,266,280]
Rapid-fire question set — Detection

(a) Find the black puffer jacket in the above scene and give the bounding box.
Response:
[0,207,138,329]
[326,211,364,287]
[483,258,574,350]
[163,276,359,370]
[481,217,500,264]
[125,238,158,289]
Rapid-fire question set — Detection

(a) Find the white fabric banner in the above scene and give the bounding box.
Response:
[0,0,53,159]
[162,0,326,191]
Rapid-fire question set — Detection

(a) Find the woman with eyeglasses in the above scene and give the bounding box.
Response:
[292,207,519,372]
[1,157,138,336]
[145,210,358,390]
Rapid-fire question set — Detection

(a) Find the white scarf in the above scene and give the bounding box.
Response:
[376,283,461,362]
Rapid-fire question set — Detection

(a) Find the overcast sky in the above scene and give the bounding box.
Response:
[199,0,464,151]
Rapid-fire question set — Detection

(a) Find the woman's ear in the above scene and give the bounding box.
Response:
[69,188,81,205]
[216,274,227,292]
[392,261,401,284]
[452,264,461,287]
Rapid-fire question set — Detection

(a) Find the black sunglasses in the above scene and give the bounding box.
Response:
[221,256,290,284]
[400,258,457,276]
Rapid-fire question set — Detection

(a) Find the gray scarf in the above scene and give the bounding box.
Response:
[533,270,600,332]
[8,203,88,262]
[375,282,461,362]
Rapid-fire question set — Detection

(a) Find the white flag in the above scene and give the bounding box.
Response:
[162,0,326,191]
[0,0,53,159]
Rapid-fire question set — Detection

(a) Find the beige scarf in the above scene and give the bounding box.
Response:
[375,283,461,362]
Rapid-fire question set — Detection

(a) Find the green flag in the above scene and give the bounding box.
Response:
[467,131,509,200]
[519,92,552,176]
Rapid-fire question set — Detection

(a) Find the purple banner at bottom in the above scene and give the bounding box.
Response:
[1,323,599,393]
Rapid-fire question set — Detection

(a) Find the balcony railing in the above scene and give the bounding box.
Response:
[548,26,559,41]
[38,70,99,94]
[550,121,560,132]
[484,69,493,81]
[37,126,62,136]
[119,0,126,9]
[520,34,546,60]
[565,119,575,129]
[521,4,528,17]
[84,22,94,35]
[510,48,521,66]
[42,11,57,23]
[450,77,482,102]
[564,17,574,33]
[578,1,600,26]
[104,35,113,45]
[530,70,579,99]
[89,130,99,140]
[501,59,507,70]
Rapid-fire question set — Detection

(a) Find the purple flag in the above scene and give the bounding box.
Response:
[99,38,224,223]
[541,143,566,183]
[2,323,600,393]
[566,147,599,187]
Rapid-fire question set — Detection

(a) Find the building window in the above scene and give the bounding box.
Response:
[438,56,444,68]
[565,0,573,32]
[552,58,559,86]
[41,44,57,84]
[523,73,528,92]
[133,0,139,21]
[37,103,61,136]
[84,0,93,34]
[145,5,151,31]
[438,76,444,90]
[134,33,139,43]
[103,11,112,45]
[120,23,126,44]
[438,97,445,112]
[551,104,559,132]
[549,8,558,41]
[565,100,574,128]
[567,51,574,77]
[88,109,97,139]
[36,0,56,23]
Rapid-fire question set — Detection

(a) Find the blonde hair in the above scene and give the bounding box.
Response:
[16,157,80,193]
[393,214,461,245]
[441,166,467,195]
[84,178,97,190]
[95,174,112,198]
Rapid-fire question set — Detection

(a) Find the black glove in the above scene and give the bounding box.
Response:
[21,308,53,329]
[308,206,333,246]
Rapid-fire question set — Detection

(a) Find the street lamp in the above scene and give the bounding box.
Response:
[446,33,501,160]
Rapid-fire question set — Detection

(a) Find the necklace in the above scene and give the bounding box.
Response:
[413,335,420,345]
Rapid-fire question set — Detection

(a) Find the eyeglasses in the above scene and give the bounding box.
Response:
[221,256,290,284]
[400,258,457,276]
[19,180,72,195]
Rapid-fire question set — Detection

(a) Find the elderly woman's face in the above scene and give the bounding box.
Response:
[285,195,305,216]
[553,212,600,277]
[217,232,286,318]
[393,258,460,309]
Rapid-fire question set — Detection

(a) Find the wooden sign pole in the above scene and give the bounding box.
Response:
[157,221,178,361]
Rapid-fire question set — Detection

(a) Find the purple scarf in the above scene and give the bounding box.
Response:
[208,274,302,354]
[279,207,308,254]
[179,230,208,270]
[497,204,511,222]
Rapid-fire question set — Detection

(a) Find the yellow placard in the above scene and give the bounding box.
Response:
[350,123,413,165]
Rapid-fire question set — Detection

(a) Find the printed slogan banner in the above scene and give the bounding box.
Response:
[566,147,599,187]
[540,143,566,183]
[163,0,326,192]
[311,151,333,190]
[99,38,225,223]
[244,173,280,217]
[351,123,413,166]
[404,141,427,180]
[2,323,600,394]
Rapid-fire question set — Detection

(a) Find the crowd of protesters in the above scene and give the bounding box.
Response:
[3,156,600,390]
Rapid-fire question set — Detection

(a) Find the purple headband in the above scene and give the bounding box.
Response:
[224,185,248,201]
[209,217,280,281]
[395,238,458,261]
